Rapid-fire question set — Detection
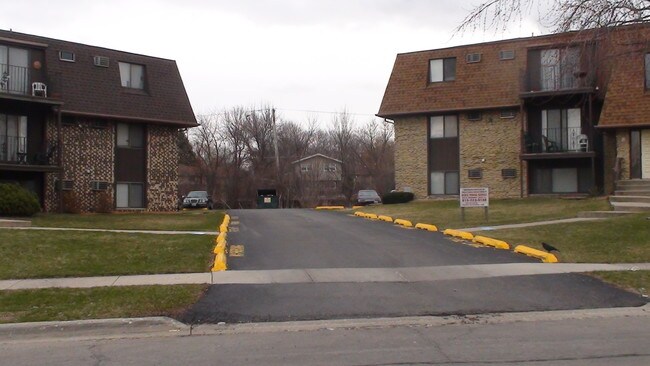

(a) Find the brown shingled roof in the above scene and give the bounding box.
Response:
[0,29,197,127]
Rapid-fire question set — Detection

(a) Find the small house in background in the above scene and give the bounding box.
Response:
[0,29,197,212]
[290,153,343,207]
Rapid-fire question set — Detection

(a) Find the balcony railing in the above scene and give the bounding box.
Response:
[524,127,589,153]
[0,135,57,165]
[521,68,595,94]
[0,63,30,95]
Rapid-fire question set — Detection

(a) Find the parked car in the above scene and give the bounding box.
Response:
[356,189,382,205]
[181,191,213,210]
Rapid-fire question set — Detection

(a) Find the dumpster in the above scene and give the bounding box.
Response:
[257,189,279,209]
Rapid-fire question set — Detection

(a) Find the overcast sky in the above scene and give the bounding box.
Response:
[3,0,545,125]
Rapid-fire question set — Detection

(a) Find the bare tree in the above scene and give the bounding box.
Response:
[329,111,358,201]
[191,113,225,200]
[355,120,395,195]
[456,0,650,34]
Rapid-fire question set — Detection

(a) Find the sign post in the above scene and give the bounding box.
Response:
[460,187,489,222]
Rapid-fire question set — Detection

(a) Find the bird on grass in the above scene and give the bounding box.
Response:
[542,242,560,253]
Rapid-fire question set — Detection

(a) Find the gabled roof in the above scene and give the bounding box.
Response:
[0,29,197,127]
[291,153,342,165]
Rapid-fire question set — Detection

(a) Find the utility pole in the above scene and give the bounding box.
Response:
[272,108,281,189]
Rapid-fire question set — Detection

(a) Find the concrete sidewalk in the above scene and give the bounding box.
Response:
[458,217,604,232]
[0,226,218,235]
[2,262,649,290]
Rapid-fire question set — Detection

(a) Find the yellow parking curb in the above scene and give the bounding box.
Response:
[394,218,413,227]
[315,206,346,210]
[443,229,474,241]
[514,245,559,263]
[354,211,366,217]
[364,213,379,220]
[473,235,510,250]
[415,223,438,232]
[378,215,394,223]
[211,252,228,271]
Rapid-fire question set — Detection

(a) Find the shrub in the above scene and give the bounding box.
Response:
[94,191,113,213]
[62,190,81,214]
[0,183,41,217]
[382,191,415,205]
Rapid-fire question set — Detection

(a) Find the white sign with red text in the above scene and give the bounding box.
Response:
[460,187,489,208]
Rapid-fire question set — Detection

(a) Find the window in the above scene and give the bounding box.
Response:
[430,171,459,195]
[430,115,458,138]
[59,51,75,62]
[118,62,145,89]
[0,45,29,94]
[90,181,110,191]
[324,164,337,172]
[116,123,144,148]
[499,50,515,60]
[645,53,650,90]
[116,183,144,208]
[300,164,311,172]
[429,57,456,82]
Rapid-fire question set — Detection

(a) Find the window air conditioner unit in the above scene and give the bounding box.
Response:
[93,56,110,68]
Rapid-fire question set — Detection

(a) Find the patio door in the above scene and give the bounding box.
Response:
[0,114,27,162]
[542,108,581,151]
[631,130,641,179]
[0,46,29,94]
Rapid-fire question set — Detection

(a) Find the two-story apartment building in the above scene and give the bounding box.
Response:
[0,30,197,212]
[378,25,650,199]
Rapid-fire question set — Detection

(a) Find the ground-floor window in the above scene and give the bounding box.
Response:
[116,182,144,208]
[430,171,459,195]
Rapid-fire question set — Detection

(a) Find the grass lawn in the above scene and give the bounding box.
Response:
[0,285,207,324]
[358,197,609,230]
[29,210,225,231]
[473,213,650,263]
[0,230,215,280]
[592,271,650,297]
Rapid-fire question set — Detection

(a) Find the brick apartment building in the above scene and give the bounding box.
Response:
[0,30,197,212]
[378,25,650,199]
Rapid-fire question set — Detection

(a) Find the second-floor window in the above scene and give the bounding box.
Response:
[0,45,29,94]
[430,115,458,138]
[117,123,144,148]
[429,57,456,83]
[118,62,145,89]
[645,53,650,90]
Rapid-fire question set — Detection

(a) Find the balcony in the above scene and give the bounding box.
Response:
[0,135,59,171]
[0,63,30,95]
[522,127,595,160]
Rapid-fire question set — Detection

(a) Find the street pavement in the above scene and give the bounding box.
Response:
[2,306,649,366]
[179,209,648,324]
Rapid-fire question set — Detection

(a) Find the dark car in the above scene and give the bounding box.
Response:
[356,189,382,205]
[181,191,213,210]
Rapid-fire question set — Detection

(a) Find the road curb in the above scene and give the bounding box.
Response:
[2,305,647,342]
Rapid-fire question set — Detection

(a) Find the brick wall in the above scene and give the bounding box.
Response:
[394,116,428,198]
[459,111,523,198]
[44,117,114,212]
[147,125,179,211]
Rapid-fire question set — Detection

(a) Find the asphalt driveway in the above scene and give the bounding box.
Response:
[180,209,646,324]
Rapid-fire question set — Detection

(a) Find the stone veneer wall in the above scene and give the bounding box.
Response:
[44,118,114,212]
[459,111,524,198]
[394,116,428,198]
[147,125,179,211]
[615,129,630,180]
